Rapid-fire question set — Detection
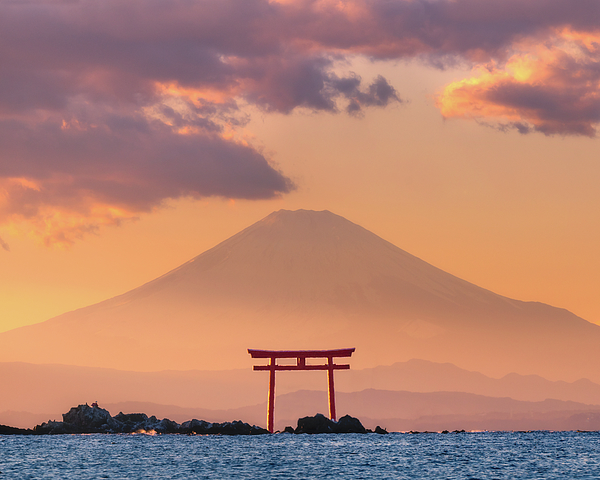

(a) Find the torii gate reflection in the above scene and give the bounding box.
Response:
[248,348,355,433]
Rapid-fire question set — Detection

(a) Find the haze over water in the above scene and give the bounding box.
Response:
[2,432,599,479]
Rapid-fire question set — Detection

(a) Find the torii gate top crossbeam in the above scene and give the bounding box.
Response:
[249,348,354,370]
[248,348,355,359]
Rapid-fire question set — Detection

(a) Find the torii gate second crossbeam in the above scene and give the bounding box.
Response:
[248,348,355,433]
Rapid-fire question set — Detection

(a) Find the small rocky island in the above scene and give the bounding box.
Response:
[0,404,387,435]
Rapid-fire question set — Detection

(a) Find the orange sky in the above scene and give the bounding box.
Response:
[1,0,599,332]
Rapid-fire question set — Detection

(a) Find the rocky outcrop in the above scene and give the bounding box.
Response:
[179,419,268,435]
[31,404,269,435]
[1,405,384,435]
[0,424,30,435]
[293,413,386,434]
[65,404,112,430]
[294,413,337,434]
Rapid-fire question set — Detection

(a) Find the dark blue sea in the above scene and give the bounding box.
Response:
[1,431,599,479]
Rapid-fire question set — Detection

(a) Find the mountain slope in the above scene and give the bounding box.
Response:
[0,209,598,380]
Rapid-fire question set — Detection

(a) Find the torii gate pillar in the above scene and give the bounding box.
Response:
[327,356,336,420]
[248,348,355,433]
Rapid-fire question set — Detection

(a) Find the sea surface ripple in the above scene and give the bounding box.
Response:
[1,431,599,479]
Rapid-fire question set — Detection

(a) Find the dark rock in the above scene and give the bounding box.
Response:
[374,426,388,434]
[283,426,295,434]
[111,412,151,433]
[179,419,268,435]
[215,421,246,435]
[113,412,149,425]
[441,430,450,434]
[34,420,78,435]
[295,414,367,434]
[249,424,270,435]
[213,420,269,435]
[336,415,367,433]
[62,404,112,433]
[180,419,213,434]
[0,424,31,435]
[153,418,180,434]
[106,416,126,433]
[295,413,336,434]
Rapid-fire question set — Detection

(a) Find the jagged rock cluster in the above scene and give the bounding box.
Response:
[284,413,388,434]
[32,404,269,435]
[0,405,387,435]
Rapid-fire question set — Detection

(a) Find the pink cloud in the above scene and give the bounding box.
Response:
[437,30,600,136]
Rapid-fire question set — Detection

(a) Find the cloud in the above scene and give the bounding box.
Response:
[331,75,401,115]
[0,236,9,252]
[265,0,599,60]
[0,113,294,246]
[0,0,405,245]
[0,0,598,244]
[437,30,600,136]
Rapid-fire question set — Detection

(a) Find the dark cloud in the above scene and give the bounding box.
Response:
[331,74,401,115]
[0,236,9,252]
[0,114,293,211]
[495,122,534,135]
[487,82,600,137]
[1,119,292,199]
[357,75,400,108]
[0,116,294,245]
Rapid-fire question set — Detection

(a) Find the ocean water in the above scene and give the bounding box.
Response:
[1,431,599,479]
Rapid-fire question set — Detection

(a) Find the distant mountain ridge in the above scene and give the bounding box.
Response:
[100,390,600,432]
[6,389,599,432]
[0,209,598,381]
[3,360,600,425]
[345,360,600,405]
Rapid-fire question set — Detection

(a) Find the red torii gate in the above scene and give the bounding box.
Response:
[248,348,355,433]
